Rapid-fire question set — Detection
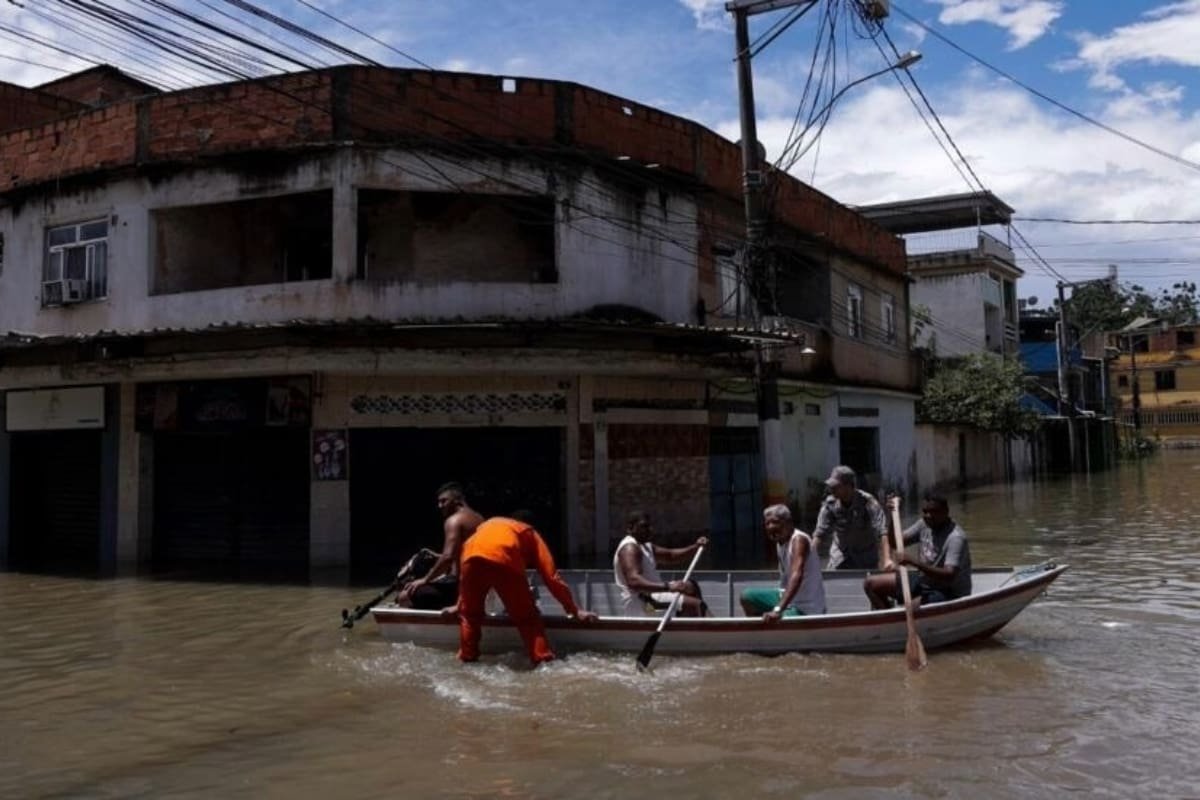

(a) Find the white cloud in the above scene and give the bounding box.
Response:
[711,75,1200,296]
[677,0,729,32]
[928,0,1064,49]
[1071,0,1200,92]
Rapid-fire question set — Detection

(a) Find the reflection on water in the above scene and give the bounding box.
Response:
[4,452,1200,798]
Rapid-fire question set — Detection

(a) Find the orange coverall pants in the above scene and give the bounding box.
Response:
[457,556,555,664]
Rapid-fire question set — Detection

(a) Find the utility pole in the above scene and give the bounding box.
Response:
[1056,282,1077,471]
[731,1,803,509]
[1130,338,1142,433]
[727,0,904,507]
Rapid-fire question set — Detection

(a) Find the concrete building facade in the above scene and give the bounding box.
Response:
[0,66,916,579]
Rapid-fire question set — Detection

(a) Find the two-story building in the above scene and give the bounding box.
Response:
[0,65,915,579]
[853,192,1041,488]
[857,191,1021,358]
[1111,321,1200,442]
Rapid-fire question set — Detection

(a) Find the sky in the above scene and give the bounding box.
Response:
[2,0,1200,309]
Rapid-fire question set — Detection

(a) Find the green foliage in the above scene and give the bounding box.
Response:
[918,353,1041,436]
[1058,277,1199,334]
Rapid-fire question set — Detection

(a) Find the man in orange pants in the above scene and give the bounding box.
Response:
[452,514,597,664]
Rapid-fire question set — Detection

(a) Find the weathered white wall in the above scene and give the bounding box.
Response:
[0,148,699,336]
[779,387,837,511]
[778,384,916,517]
[910,272,985,357]
[913,423,1033,493]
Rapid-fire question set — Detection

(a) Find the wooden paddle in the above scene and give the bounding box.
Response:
[889,500,928,671]
[635,545,705,672]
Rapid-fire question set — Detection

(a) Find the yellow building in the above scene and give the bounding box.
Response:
[1110,325,1200,441]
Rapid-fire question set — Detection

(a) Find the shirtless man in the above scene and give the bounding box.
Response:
[396,482,483,610]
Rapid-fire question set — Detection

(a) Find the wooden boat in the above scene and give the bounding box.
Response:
[371,562,1067,657]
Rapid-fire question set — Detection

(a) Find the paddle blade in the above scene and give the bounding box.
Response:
[635,632,662,671]
[905,623,928,671]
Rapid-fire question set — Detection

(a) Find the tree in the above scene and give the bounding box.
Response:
[918,353,1041,436]
[1060,275,1198,334]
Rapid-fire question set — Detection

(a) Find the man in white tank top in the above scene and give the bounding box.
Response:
[740,504,826,619]
[613,511,708,617]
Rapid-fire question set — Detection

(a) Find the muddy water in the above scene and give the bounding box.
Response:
[3,451,1199,799]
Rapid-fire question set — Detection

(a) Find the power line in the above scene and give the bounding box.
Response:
[891,1,1200,175]
[1015,217,1200,226]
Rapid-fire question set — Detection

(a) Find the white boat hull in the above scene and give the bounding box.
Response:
[371,563,1066,656]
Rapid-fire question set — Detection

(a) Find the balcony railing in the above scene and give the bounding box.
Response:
[904,229,1016,266]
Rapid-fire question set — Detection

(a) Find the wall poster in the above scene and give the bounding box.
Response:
[312,429,349,481]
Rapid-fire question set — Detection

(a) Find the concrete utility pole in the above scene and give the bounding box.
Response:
[727,0,902,507]
[729,0,818,508]
[1130,341,1142,433]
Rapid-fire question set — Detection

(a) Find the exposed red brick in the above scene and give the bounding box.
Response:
[608,424,708,459]
[0,65,904,273]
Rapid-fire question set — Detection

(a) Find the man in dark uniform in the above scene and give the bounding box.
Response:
[811,465,887,569]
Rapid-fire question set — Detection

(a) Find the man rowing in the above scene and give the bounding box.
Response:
[613,511,708,617]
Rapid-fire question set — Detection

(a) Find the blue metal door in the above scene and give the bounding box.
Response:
[709,428,762,568]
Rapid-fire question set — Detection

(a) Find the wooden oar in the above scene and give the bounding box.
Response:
[889,501,928,671]
[341,578,400,629]
[636,545,705,672]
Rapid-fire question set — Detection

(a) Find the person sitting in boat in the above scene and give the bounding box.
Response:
[448,511,598,665]
[394,482,482,611]
[864,494,973,609]
[811,465,888,569]
[613,511,708,617]
[740,504,826,620]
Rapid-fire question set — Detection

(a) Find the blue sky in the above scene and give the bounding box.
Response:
[3,0,1200,308]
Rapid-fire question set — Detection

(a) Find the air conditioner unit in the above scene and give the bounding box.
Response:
[42,278,88,307]
[62,278,88,303]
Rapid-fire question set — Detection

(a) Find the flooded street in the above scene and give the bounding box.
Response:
[3,451,1200,799]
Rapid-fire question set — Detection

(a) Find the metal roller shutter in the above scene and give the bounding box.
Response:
[8,432,102,573]
[152,430,309,578]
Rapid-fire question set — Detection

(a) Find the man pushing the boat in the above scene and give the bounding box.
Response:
[740,504,826,619]
[449,511,597,664]
[613,511,709,617]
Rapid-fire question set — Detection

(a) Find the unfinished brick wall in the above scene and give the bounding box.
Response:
[0,65,904,274]
[142,72,334,159]
[605,424,710,556]
[37,67,158,107]
[0,102,137,188]
[0,83,85,135]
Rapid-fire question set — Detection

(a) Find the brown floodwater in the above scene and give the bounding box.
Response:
[3,450,1200,799]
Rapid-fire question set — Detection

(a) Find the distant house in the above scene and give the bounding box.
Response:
[855,192,1035,489]
[858,192,1021,359]
[1110,321,1200,441]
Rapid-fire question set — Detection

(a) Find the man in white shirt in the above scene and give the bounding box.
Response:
[613,511,708,617]
[740,504,827,619]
